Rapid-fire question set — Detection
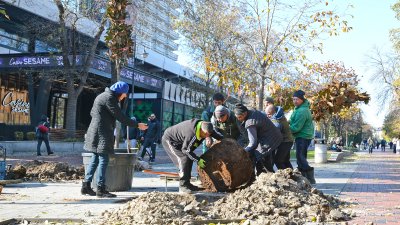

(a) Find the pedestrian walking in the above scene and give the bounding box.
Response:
[289,90,316,184]
[234,104,282,175]
[266,105,294,170]
[36,115,54,156]
[161,119,223,193]
[139,113,160,162]
[124,116,139,150]
[393,137,398,154]
[368,137,374,154]
[381,139,386,152]
[81,81,148,198]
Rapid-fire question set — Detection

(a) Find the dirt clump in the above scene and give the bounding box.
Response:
[7,160,84,181]
[198,138,254,192]
[98,169,352,225]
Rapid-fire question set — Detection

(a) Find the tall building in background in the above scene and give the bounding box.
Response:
[134,1,179,61]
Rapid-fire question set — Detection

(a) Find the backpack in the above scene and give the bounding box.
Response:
[36,123,48,138]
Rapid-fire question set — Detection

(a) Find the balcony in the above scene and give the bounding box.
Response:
[167,51,178,61]
[169,31,179,40]
[167,40,178,50]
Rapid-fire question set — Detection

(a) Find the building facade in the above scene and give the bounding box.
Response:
[0,0,226,140]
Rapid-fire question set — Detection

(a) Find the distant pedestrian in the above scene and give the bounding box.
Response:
[289,90,316,184]
[139,113,160,162]
[367,137,374,154]
[81,81,148,198]
[376,141,380,150]
[36,115,54,156]
[393,137,398,154]
[266,105,294,170]
[124,116,139,150]
[381,139,386,152]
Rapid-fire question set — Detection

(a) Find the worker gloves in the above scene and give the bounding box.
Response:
[198,158,206,169]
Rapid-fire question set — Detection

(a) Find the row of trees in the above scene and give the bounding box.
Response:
[377,1,400,139]
[7,0,371,141]
[174,0,369,143]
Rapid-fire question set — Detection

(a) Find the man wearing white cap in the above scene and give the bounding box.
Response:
[210,105,246,146]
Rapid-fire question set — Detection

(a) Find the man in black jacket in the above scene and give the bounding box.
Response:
[234,104,282,175]
[139,113,160,162]
[82,81,148,198]
[162,119,223,193]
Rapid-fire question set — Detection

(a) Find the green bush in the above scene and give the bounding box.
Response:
[14,131,24,141]
[26,132,36,140]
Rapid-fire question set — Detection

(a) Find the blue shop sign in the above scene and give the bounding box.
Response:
[0,54,163,90]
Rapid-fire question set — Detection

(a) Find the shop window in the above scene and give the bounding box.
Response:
[162,100,173,131]
[50,93,67,129]
[173,102,183,125]
[0,74,30,125]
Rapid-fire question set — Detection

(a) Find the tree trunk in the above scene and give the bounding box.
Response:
[27,73,52,126]
[65,91,78,139]
[257,78,265,110]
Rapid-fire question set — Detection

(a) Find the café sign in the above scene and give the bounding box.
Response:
[0,54,163,90]
[1,92,30,113]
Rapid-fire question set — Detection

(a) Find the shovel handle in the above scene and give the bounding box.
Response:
[142,169,179,177]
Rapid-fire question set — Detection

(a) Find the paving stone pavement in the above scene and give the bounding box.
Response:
[338,151,400,225]
[1,147,400,224]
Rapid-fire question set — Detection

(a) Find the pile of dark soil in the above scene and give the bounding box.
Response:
[6,160,84,181]
[99,169,353,225]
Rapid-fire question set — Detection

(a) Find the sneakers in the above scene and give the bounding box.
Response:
[48,151,54,155]
[149,158,155,163]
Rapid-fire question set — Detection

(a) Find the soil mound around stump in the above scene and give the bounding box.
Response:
[6,160,84,181]
[98,169,353,225]
[198,138,254,192]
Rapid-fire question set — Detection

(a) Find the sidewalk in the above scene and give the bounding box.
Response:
[1,148,400,224]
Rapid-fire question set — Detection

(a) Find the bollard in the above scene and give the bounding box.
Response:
[314,143,327,163]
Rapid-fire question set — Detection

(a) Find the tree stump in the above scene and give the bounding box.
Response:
[198,138,254,192]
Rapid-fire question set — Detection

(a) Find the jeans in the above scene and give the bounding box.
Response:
[275,142,294,170]
[140,140,156,160]
[84,153,109,186]
[37,137,52,155]
[295,138,312,171]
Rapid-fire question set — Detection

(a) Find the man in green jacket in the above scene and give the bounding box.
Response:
[289,90,316,184]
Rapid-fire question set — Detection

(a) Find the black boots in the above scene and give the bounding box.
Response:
[299,167,316,185]
[306,167,316,184]
[96,185,116,198]
[81,181,96,196]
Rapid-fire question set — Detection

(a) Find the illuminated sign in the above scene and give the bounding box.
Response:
[0,55,163,89]
[1,92,30,113]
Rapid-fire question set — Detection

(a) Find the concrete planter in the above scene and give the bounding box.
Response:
[82,152,137,191]
[0,141,85,155]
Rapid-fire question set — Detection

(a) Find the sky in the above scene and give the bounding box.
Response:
[177,0,398,128]
[312,0,398,128]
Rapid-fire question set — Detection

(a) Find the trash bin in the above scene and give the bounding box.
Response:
[314,139,327,163]
[82,151,137,191]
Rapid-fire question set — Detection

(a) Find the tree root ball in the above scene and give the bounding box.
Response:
[198,138,254,192]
